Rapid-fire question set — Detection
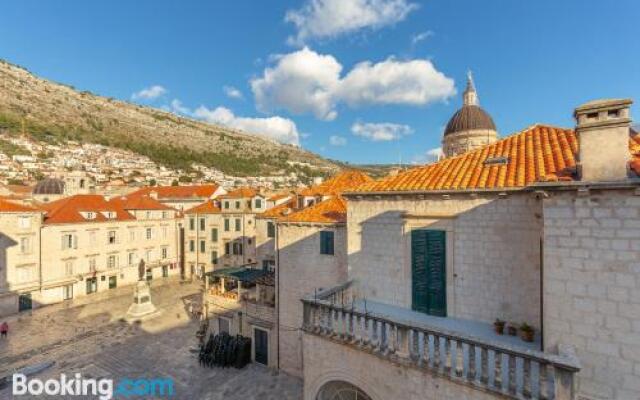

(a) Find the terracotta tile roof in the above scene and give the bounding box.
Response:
[0,198,39,213]
[353,125,640,193]
[41,195,136,224]
[299,170,373,196]
[128,184,220,200]
[184,200,221,214]
[5,184,34,195]
[219,187,260,199]
[280,196,347,224]
[108,195,173,211]
[258,199,298,219]
[268,192,292,202]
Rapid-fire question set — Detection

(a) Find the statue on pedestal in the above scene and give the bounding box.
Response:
[125,259,160,322]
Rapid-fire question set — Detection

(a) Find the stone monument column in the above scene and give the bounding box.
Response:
[125,259,161,322]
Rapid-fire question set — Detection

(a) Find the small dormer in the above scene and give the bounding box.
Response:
[81,211,97,220]
[574,98,633,182]
[101,211,117,219]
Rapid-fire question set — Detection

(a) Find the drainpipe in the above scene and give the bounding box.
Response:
[275,221,280,370]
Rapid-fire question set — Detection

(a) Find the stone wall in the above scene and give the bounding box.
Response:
[543,189,640,400]
[277,223,347,377]
[303,333,502,400]
[442,128,498,158]
[347,194,542,328]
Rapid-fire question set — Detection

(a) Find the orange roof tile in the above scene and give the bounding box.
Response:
[128,184,220,200]
[185,200,221,214]
[258,199,298,219]
[41,195,135,224]
[280,196,346,224]
[108,195,173,211]
[268,192,292,202]
[299,170,373,196]
[0,198,39,213]
[353,125,640,193]
[219,187,260,199]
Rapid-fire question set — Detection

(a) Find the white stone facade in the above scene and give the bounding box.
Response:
[543,189,640,400]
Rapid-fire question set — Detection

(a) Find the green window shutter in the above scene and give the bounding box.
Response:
[320,231,334,255]
[224,219,230,231]
[267,222,275,238]
[412,230,446,317]
[211,228,218,242]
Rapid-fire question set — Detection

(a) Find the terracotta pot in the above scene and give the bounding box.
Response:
[493,322,505,335]
[507,326,518,336]
[520,329,535,343]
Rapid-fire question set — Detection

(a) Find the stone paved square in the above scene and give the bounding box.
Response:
[0,278,302,400]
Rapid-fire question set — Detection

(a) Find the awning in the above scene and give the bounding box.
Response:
[207,267,274,285]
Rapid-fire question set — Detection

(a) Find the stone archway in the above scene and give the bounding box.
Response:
[316,380,372,400]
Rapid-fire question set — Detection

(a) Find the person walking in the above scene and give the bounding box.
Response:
[0,321,8,338]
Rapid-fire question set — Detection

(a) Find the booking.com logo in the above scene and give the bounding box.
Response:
[13,373,175,399]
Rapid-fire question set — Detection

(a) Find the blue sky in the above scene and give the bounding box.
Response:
[1,0,639,165]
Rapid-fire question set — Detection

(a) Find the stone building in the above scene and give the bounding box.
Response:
[0,199,43,316]
[442,72,498,158]
[291,99,640,400]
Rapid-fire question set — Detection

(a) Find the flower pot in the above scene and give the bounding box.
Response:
[507,326,517,336]
[493,322,505,335]
[520,329,535,343]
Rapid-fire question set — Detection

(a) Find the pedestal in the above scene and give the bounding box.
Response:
[125,281,161,322]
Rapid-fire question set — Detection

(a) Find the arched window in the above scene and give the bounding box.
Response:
[317,381,372,400]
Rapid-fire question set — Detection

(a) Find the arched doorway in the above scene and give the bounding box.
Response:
[316,381,372,400]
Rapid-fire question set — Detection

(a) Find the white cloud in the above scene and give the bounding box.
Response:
[411,30,433,45]
[251,48,455,120]
[412,147,444,164]
[131,85,167,101]
[251,47,341,121]
[193,106,300,146]
[329,135,347,146]
[223,86,244,100]
[338,57,456,107]
[169,99,191,115]
[285,0,418,45]
[351,122,413,142]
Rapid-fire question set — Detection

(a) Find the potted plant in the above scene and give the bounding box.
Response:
[520,323,535,342]
[493,318,506,335]
[507,323,518,336]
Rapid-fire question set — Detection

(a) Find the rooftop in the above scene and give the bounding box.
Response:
[352,125,640,194]
[298,170,373,197]
[219,187,260,199]
[127,184,220,200]
[40,194,135,224]
[280,196,346,224]
[184,200,221,214]
[0,198,40,213]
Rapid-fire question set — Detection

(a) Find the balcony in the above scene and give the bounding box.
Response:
[302,282,580,400]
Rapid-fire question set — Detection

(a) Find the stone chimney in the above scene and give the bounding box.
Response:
[574,98,633,182]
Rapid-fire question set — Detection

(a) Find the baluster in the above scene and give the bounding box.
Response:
[338,309,345,338]
[530,360,540,399]
[416,331,424,366]
[546,365,556,400]
[474,345,483,384]
[351,313,359,343]
[382,322,390,354]
[487,349,496,388]
[387,323,397,355]
[396,326,410,359]
[450,339,458,378]
[375,320,383,352]
[428,334,435,368]
[408,329,416,360]
[515,356,524,397]
[362,316,370,345]
[439,337,447,373]
[462,342,470,380]
[501,353,510,393]
[370,319,378,349]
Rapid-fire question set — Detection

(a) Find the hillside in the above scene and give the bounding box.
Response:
[0,59,339,177]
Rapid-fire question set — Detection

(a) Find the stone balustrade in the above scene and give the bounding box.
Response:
[302,284,580,400]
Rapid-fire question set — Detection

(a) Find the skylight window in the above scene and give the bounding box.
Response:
[483,156,509,166]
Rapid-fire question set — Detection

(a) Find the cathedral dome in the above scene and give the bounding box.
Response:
[33,178,65,195]
[444,104,496,136]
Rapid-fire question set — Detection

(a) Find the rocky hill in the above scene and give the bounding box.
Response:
[0,59,339,177]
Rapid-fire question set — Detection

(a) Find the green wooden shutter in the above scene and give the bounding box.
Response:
[412,230,446,317]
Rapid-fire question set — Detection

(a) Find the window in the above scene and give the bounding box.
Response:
[200,218,206,231]
[224,242,231,255]
[224,201,229,209]
[107,255,117,269]
[162,247,168,259]
[189,240,195,253]
[18,216,30,229]
[235,218,241,232]
[211,251,218,265]
[255,199,262,209]
[200,240,206,253]
[224,218,230,232]
[267,222,275,238]
[108,231,116,245]
[65,261,74,276]
[20,237,30,254]
[129,229,135,241]
[235,201,241,209]
[128,252,136,265]
[162,211,167,219]
[320,231,335,255]
[189,218,195,231]
[62,234,77,250]
[232,242,243,256]
[146,228,152,240]
[218,318,230,334]
[88,258,96,272]
[247,238,252,245]
[211,228,218,242]
[63,284,73,300]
